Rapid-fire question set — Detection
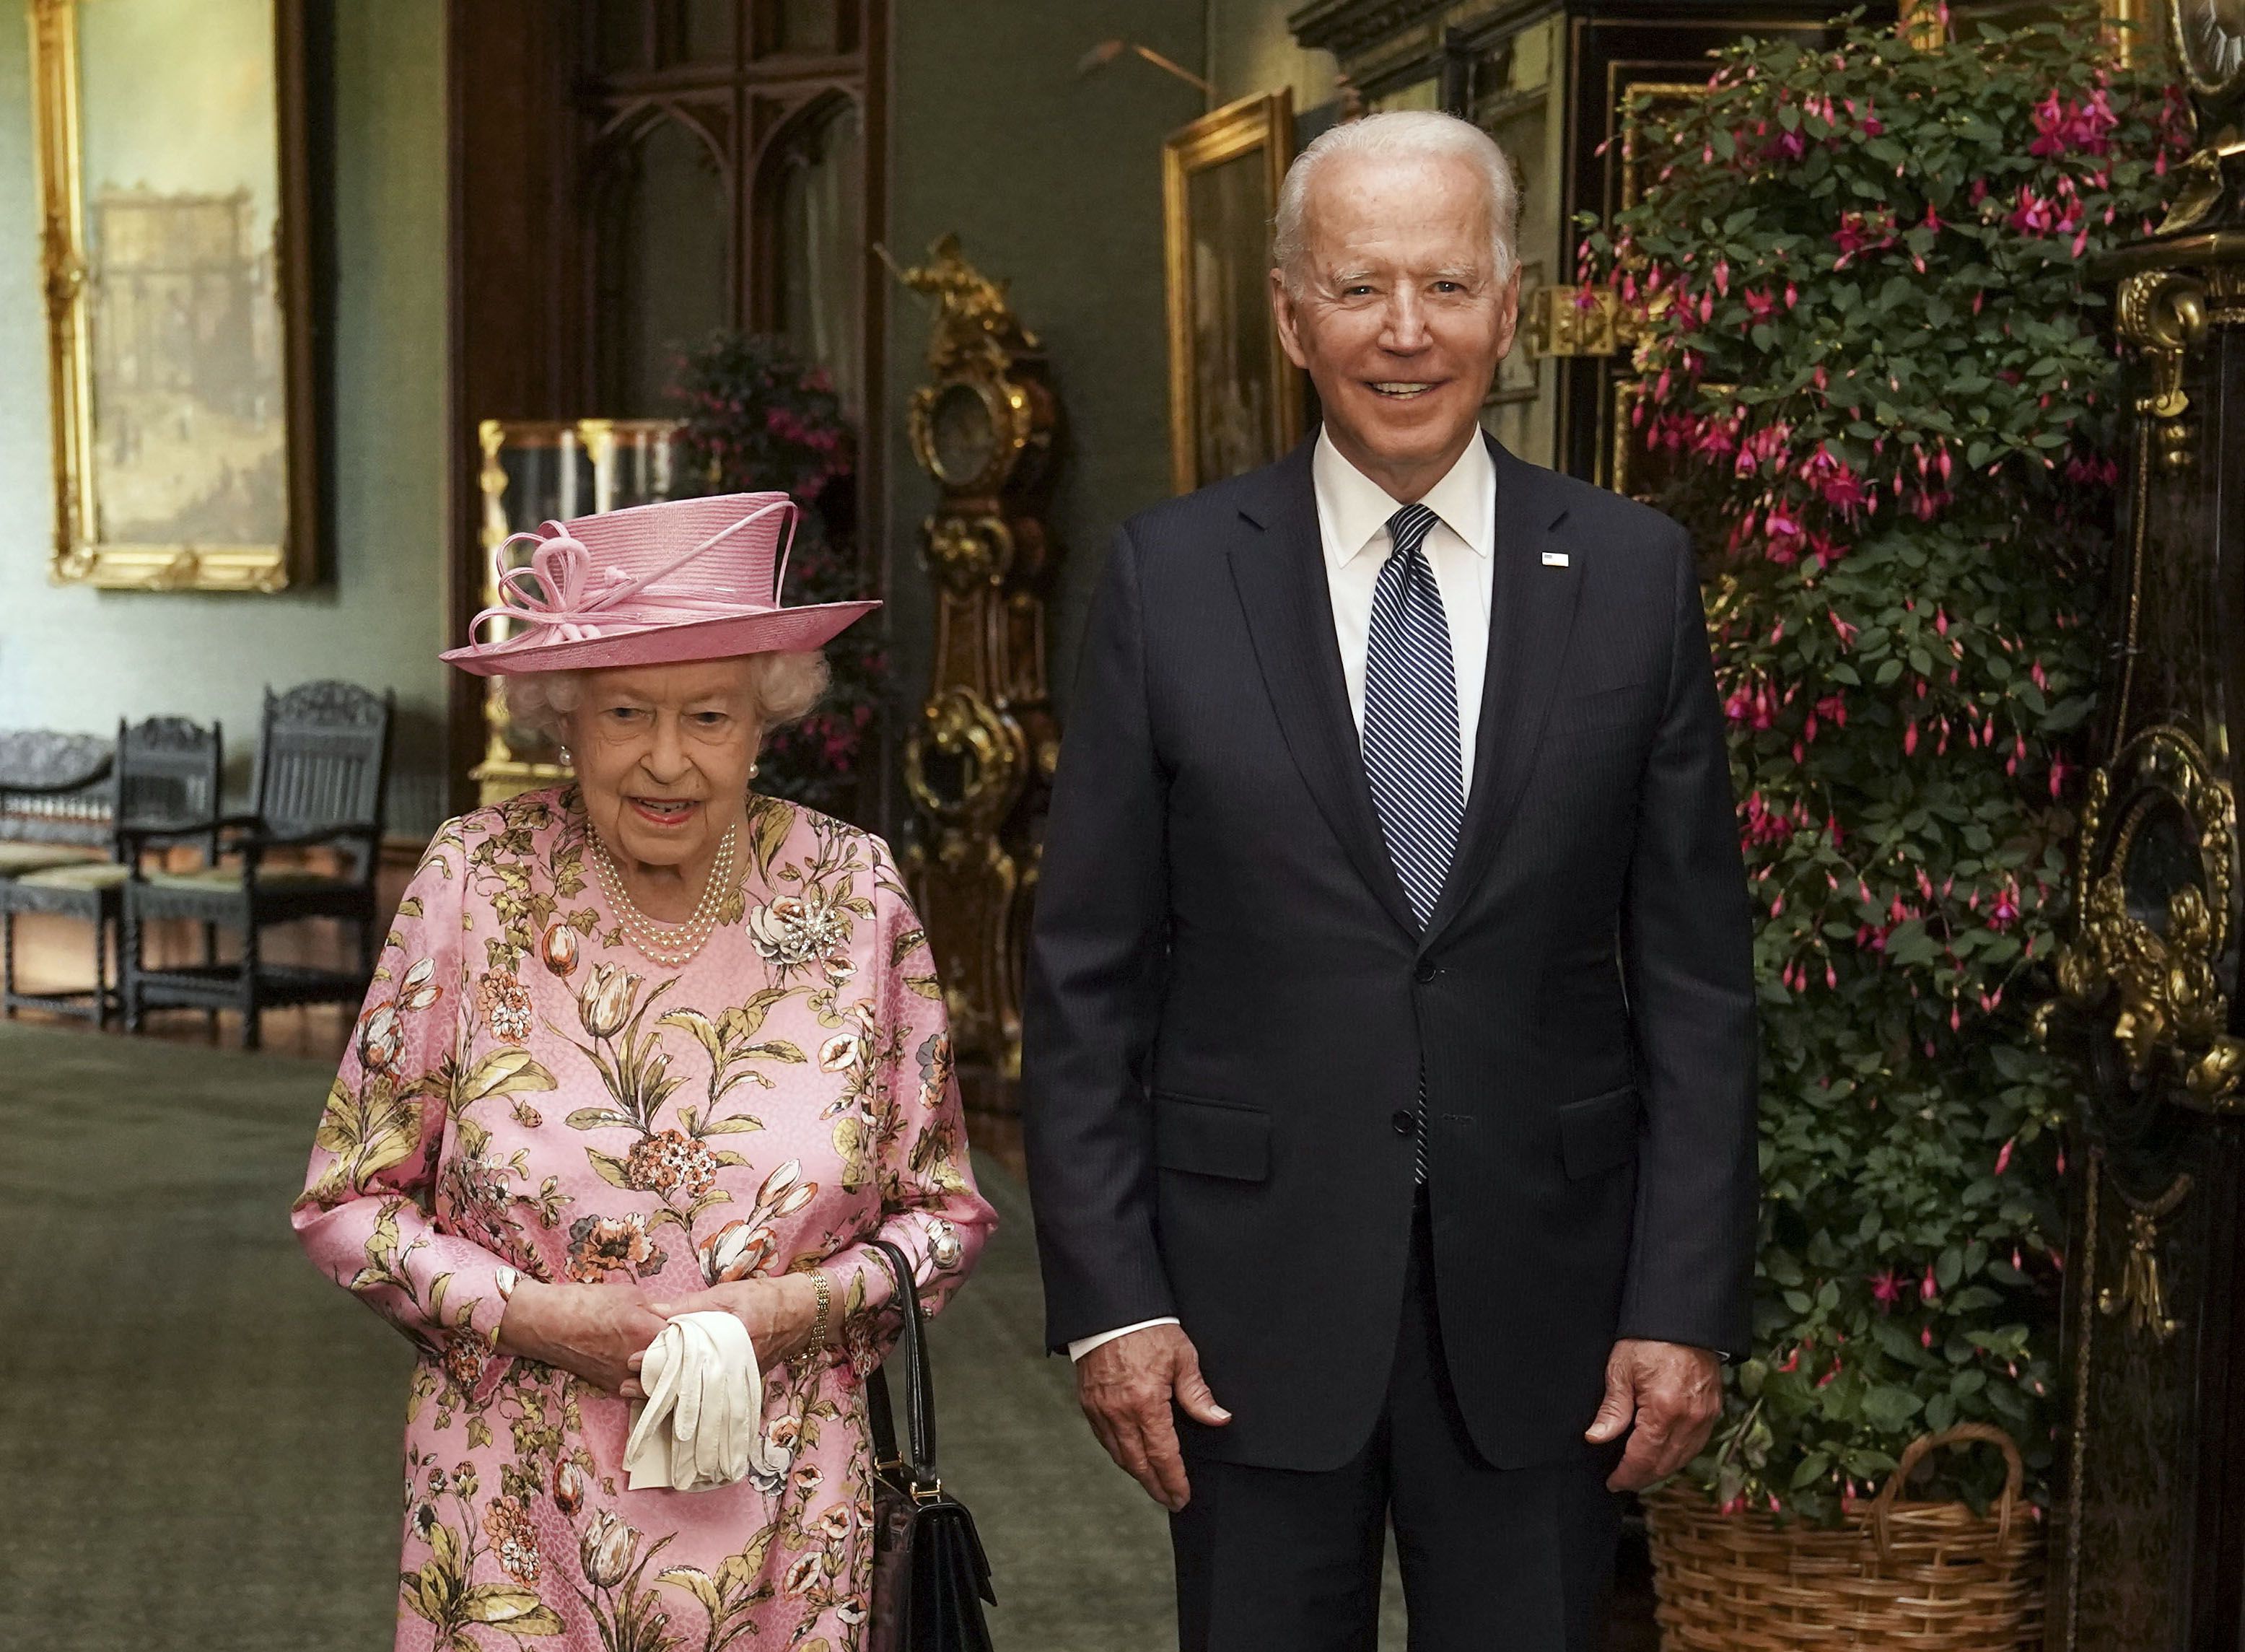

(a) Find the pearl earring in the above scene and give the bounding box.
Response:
[558,746,572,766]
[748,760,760,778]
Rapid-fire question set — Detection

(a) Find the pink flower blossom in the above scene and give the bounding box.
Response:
[2029,89,2118,158]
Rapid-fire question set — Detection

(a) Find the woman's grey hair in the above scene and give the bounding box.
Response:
[505,651,831,746]
[1272,110,1520,294]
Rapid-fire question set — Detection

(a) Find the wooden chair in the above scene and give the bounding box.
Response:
[123,681,394,1049]
[0,717,223,1026]
[0,730,113,878]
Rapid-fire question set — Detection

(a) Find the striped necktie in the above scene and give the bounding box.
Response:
[1361,502,1463,1183]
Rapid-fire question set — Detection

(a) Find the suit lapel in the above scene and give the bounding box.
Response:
[1228,443,1419,937]
[1419,437,1584,949]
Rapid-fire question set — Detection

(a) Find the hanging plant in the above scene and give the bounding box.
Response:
[1575,9,2185,1520]
[668,331,882,826]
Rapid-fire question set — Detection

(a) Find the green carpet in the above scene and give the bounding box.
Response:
[0,1020,1194,1650]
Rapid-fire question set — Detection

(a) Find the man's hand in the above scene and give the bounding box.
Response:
[1077,1324,1232,1512]
[1585,1337,1723,1491]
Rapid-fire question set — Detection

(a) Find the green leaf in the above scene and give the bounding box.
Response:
[657,1567,725,1613]
[565,1109,639,1132]
[1861,1385,1924,1430]
[460,1049,558,1103]
[460,1586,563,1634]
[659,1009,725,1067]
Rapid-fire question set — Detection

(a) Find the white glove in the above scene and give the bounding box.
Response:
[623,1311,784,1492]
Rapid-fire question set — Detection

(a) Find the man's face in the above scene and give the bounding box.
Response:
[1271,150,1518,490]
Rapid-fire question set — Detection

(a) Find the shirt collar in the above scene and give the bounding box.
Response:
[1313,427,1496,570]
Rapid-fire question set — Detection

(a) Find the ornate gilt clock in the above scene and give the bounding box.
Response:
[2039,47,2245,1651]
[895,235,1059,1125]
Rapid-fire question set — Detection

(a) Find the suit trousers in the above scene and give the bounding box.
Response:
[1170,1197,1623,1651]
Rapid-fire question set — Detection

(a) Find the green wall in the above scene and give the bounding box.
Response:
[880,0,1210,740]
[0,0,450,835]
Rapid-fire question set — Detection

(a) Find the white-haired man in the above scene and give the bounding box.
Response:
[1023,110,1757,1646]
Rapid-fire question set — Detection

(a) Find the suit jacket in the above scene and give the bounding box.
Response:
[1020,434,1758,1473]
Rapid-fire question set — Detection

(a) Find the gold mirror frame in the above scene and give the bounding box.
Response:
[2049,725,2245,1108]
[28,0,318,592]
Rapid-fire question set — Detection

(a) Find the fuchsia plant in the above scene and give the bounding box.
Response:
[1577,10,2185,1520]
[669,333,883,826]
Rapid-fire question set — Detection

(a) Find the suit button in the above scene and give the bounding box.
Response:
[1414,960,1439,984]
[1391,1110,1417,1137]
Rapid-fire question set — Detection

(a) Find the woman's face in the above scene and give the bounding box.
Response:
[562,657,761,870]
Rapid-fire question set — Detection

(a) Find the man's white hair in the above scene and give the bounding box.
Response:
[1272,110,1520,294]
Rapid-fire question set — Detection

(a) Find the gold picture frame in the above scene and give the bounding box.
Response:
[28,0,318,592]
[1163,89,1305,495]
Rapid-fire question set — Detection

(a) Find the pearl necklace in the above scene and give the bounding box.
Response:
[589,823,739,968]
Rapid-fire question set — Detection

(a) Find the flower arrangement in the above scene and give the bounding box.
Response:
[1576,9,2184,1520]
[669,332,881,825]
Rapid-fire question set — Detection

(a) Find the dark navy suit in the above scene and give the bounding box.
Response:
[1023,435,1756,1647]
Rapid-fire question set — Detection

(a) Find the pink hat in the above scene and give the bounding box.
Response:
[441,491,878,678]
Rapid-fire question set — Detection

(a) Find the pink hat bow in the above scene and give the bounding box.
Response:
[440,491,877,678]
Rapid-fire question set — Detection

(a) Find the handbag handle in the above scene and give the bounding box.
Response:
[862,1237,939,1490]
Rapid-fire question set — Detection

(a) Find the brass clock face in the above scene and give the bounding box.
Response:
[2179,0,2245,103]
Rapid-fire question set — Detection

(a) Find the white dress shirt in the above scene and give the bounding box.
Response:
[1067,430,1498,1363]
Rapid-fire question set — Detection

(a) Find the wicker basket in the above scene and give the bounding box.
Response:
[1643,1424,2044,1651]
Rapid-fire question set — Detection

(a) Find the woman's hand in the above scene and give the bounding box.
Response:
[620,1272,825,1398]
[496,1280,669,1395]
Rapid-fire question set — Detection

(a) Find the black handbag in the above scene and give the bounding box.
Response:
[862,1238,996,1652]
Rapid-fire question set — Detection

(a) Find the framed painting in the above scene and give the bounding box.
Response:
[1163,89,1305,495]
[29,0,318,591]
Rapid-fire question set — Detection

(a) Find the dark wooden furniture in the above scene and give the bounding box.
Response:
[0,730,113,875]
[122,682,393,1049]
[0,717,223,1027]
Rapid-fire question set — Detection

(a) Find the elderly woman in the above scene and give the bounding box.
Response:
[293,493,994,1649]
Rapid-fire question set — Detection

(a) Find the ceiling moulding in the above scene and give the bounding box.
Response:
[1288,0,1538,96]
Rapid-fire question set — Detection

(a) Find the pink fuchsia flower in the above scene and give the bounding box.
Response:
[1868,1269,1902,1310]
[2029,89,2118,158]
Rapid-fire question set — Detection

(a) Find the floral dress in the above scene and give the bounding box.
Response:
[294,787,996,1652]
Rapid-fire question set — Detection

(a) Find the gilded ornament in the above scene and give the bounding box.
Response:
[2052,725,2244,1111]
[2096,1173,2192,1342]
[2117,271,2209,471]
[891,237,1058,1092]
